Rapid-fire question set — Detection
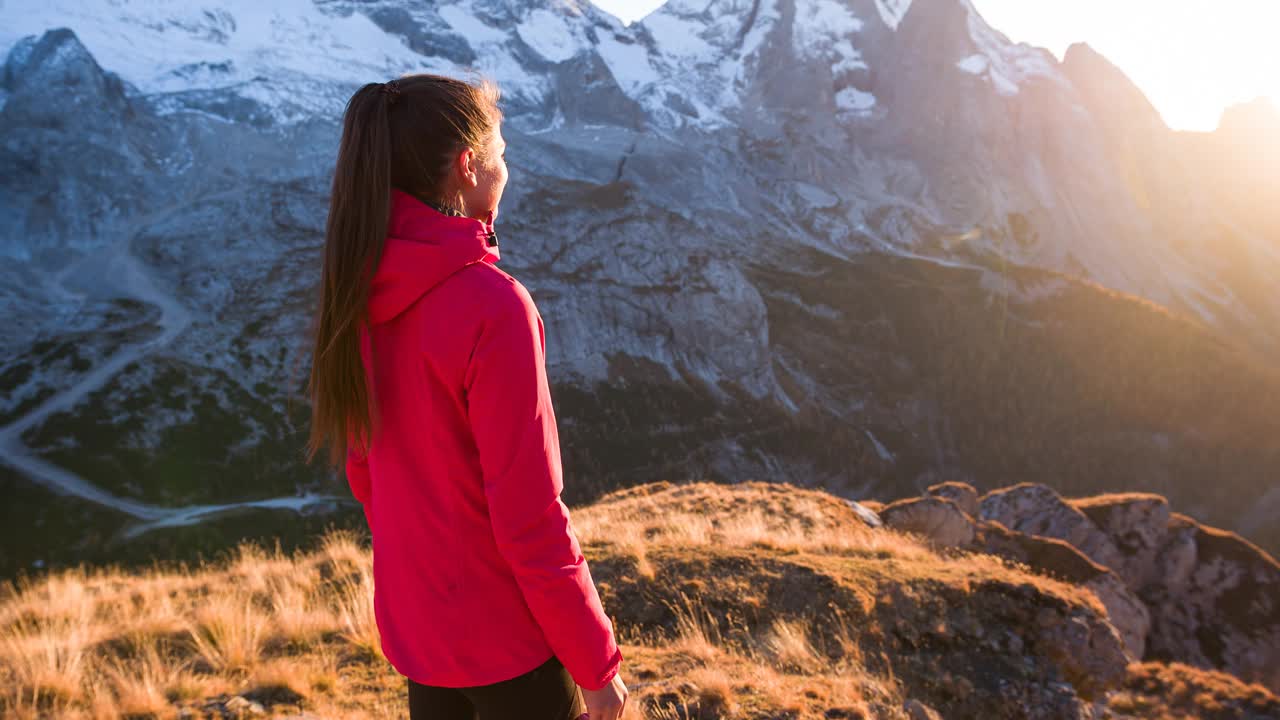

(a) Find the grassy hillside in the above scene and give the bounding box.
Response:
[3,481,1275,719]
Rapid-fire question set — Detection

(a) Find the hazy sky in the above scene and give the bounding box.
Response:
[589,0,1279,131]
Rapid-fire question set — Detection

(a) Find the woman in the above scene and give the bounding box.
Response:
[306,73,628,720]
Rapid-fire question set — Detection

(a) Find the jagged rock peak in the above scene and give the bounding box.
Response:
[1,28,131,124]
[3,28,121,97]
[1062,40,1164,127]
[1061,41,1137,84]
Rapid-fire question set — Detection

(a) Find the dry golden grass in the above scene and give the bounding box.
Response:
[1067,491,1168,509]
[576,480,939,559]
[1107,661,1280,719]
[760,618,824,675]
[2,481,1270,719]
[0,532,380,719]
[0,484,923,719]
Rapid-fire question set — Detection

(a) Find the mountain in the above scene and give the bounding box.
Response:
[1173,98,1280,358]
[0,0,1277,589]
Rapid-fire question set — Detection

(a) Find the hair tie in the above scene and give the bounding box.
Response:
[382,80,402,105]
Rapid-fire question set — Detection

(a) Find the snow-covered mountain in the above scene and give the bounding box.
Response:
[2,0,1275,337]
[1,0,1277,576]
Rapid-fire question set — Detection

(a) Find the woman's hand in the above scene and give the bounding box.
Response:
[578,673,628,720]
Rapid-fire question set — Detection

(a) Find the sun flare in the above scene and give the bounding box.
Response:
[591,0,1280,132]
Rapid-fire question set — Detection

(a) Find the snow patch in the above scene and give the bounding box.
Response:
[597,32,658,94]
[437,5,508,45]
[874,0,913,30]
[956,53,987,75]
[961,0,1059,97]
[865,429,895,462]
[641,9,715,61]
[516,8,581,63]
[835,86,876,114]
[795,0,863,42]
[793,0,866,74]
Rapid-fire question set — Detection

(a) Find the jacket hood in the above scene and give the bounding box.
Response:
[368,188,501,324]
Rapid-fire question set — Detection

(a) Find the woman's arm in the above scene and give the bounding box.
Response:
[463,279,623,692]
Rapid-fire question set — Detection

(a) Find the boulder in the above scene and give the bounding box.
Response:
[925,480,979,516]
[881,496,976,548]
[979,483,1125,572]
[1071,492,1171,590]
[974,520,1149,659]
[844,498,884,528]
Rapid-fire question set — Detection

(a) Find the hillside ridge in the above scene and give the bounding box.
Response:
[3,479,1277,719]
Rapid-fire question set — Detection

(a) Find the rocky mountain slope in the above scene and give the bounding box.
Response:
[0,0,1277,576]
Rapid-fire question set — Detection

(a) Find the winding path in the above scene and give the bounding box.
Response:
[0,232,344,541]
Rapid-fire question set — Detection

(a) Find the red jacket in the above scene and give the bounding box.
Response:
[344,188,622,690]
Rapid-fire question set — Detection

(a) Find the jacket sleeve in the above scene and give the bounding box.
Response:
[345,444,372,505]
[462,283,622,691]
[345,440,373,527]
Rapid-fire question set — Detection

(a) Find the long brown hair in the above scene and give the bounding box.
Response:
[307,73,502,467]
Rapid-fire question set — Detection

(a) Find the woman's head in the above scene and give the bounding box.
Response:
[381,74,507,218]
[307,73,504,467]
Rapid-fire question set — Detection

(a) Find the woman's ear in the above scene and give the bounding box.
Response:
[455,147,479,188]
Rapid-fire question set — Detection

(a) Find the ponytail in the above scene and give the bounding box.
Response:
[306,83,393,467]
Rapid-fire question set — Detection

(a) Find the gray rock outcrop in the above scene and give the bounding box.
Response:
[1071,492,1171,591]
[924,480,979,516]
[1139,514,1280,694]
[891,481,1280,694]
[973,519,1149,660]
[880,495,976,548]
[979,483,1126,573]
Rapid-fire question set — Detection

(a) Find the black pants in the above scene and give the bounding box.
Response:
[407,654,586,720]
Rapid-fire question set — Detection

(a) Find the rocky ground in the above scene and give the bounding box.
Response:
[877,480,1280,697]
[2,480,1276,719]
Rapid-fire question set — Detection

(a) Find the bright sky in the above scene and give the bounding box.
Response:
[589,0,1279,131]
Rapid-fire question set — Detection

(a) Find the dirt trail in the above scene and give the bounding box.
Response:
[0,230,340,539]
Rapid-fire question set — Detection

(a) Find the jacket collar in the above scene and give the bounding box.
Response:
[367,189,501,324]
[388,188,499,249]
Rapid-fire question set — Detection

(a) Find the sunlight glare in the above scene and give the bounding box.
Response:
[590,0,1280,132]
